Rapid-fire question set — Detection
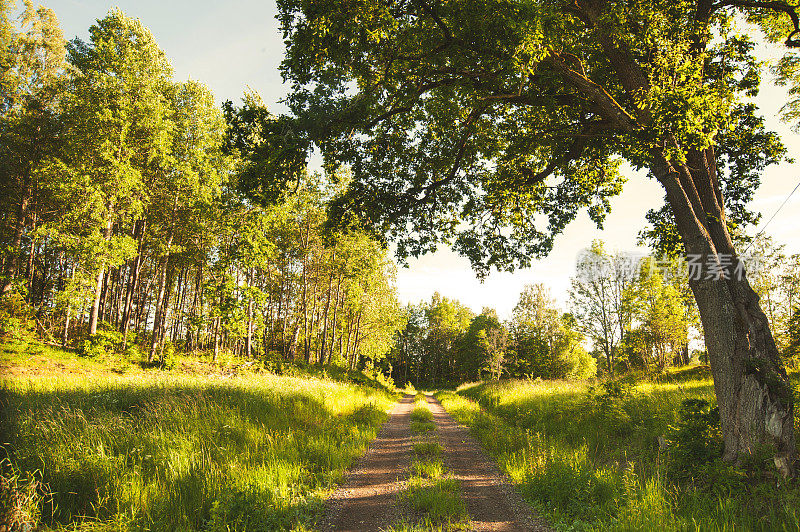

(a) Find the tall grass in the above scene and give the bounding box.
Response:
[437,370,800,531]
[1,361,396,531]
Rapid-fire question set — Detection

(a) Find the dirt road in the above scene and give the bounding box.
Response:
[320,393,550,531]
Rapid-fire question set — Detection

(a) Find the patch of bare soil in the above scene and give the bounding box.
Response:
[319,394,414,532]
[426,395,552,532]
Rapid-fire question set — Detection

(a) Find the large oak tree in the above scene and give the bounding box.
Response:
[278,0,800,474]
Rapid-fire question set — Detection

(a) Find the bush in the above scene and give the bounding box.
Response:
[0,291,34,343]
[666,399,722,476]
[81,324,122,359]
[160,341,176,370]
[585,377,637,436]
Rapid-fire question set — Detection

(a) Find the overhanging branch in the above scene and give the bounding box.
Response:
[716,0,800,46]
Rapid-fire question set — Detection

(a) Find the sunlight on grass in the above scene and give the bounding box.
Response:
[410,406,433,422]
[438,371,800,531]
[413,442,441,459]
[1,362,396,530]
[402,477,466,524]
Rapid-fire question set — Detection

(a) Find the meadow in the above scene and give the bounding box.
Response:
[0,341,397,531]
[436,367,800,531]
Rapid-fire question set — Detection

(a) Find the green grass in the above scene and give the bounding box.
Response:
[410,397,435,435]
[436,369,800,531]
[410,405,433,422]
[413,441,442,459]
[410,420,436,434]
[402,477,467,525]
[0,343,397,531]
[411,457,444,480]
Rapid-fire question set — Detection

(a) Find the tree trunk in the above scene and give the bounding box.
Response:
[319,269,334,364]
[121,221,145,349]
[88,207,114,336]
[213,316,220,361]
[246,271,254,358]
[148,250,172,363]
[62,263,76,347]
[288,322,300,361]
[327,278,343,365]
[1,176,31,294]
[653,146,796,476]
[158,266,176,361]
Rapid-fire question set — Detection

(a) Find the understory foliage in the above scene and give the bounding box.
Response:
[437,372,800,531]
[0,351,396,531]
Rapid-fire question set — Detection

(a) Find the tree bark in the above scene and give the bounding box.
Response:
[652,148,797,476]
[1,175,31,294]
[88,206,114,336]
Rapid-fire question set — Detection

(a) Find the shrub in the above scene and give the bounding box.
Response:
[160,341,176,370]
[666,399,722,476]
[81,324,122,359]
[0,291,34,343]
[585,377,637,436]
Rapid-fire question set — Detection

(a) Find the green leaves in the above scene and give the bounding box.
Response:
[223,91,309,207]
[277,0,798,279]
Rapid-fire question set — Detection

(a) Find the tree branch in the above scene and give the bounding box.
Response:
[410,0,453,43]
[547,53,639,132]
[520,120,611,185]
[715,0,800,46]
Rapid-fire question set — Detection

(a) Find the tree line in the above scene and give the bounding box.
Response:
[389,237,800,388]
[0,5,400,369]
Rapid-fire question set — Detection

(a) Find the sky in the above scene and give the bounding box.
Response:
[39,0,800,318]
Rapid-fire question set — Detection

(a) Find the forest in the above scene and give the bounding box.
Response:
[0,5,401,372]
[3,0,800,530]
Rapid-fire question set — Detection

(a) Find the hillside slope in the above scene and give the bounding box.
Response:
[0,341,397,531]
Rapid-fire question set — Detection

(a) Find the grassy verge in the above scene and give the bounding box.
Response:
[0,342,397,531]
[436,369,800,531]
[387,394,468,532]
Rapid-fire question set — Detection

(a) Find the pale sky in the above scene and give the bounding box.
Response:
[42,0,800,319]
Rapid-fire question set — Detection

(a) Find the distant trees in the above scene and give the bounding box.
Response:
[0,6,401,371]
[456,308,506,381]
[510,284,595,380]
[388,287,595,387]
[569,242,638,374]
[621,260,690,371]
[570,241,693,374]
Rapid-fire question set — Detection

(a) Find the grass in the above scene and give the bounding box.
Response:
[411,457,444,479]
[410,393,436,434]
[410,420,436,434]
[0,341,397,531]
[413,441,442,459]
[436,367,800,531]
[410,405,434,423]
[402,477,467,524]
